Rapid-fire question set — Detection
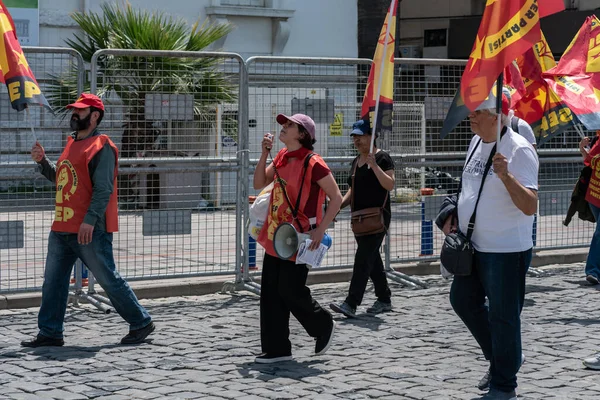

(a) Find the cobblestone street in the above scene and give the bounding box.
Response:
[1,263,600,399]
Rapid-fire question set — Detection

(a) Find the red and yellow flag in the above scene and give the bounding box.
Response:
[0,1,51,112]
[543,16,600,131]
[361,0,397,137]
[506,32,574,144]
[460,0,564,111]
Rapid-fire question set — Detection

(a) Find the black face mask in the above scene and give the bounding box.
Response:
[70,113,92,131]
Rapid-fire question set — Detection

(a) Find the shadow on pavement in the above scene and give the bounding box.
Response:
[10,343,122,360]
[236,359,324,380]
[335,314,385,331]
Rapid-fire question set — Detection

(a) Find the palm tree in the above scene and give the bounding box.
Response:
[46,2,237,207]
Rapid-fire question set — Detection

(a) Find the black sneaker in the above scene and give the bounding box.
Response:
[315,320,336,355]
[254,353,292,364]
[120,322,155,345]
[587,275,599,285]
[329,302,356,318]
[21,334,64,348]
[480,389,517,400]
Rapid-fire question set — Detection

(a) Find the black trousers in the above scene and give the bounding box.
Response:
[260,253,333,356]
[345,231,391,308]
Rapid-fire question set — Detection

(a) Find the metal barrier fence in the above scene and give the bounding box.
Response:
[89,49,246,283]
[0,50,594,296]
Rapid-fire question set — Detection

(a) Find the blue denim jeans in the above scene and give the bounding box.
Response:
[38,230,152,339]
[584,203,600,278]
[450,248,532,393]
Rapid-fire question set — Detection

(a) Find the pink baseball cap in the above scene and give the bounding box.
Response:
[276,113,316,141]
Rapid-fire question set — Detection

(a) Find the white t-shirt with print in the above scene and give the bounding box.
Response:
[457,129,539,253]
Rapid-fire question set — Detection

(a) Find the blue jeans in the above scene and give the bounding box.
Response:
[584,203,600,278]
[38,230,152,339]
[450,248,532,393]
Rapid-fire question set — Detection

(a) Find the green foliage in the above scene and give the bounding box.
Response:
[45,1,238,145]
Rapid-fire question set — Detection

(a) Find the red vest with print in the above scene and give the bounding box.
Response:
[257,151,326,260]
[586,151,600,208]
[51,134,119,233]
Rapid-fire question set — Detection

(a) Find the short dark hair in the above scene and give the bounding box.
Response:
[298,125,315,150]
[90,106,104,126]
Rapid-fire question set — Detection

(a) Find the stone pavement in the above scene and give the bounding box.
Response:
[1,262,600,399]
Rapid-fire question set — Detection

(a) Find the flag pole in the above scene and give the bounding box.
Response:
[369,0,396,156]
[25,106,38,147]
[573,123,587,139]
[496,73,503,143]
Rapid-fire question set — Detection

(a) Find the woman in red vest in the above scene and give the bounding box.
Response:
[253,113,342,363]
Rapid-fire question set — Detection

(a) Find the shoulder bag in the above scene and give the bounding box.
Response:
[350,157,388,237]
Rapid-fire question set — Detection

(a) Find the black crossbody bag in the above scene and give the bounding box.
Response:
[440,138,498,276]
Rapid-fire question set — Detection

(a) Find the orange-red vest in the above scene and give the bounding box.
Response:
[586,153,600,208]
[257,151,326,260]
[52,134,119,233]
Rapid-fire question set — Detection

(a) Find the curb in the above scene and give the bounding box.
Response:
[0,250,588,310]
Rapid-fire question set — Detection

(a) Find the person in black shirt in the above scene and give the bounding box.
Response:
[330,120,395,317]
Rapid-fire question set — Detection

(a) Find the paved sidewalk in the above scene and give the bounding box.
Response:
[1,262,600,399]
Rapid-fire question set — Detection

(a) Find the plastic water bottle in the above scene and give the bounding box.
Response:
[321,233,332,249]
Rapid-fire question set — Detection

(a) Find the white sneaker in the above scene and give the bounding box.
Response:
[583,353,600,370]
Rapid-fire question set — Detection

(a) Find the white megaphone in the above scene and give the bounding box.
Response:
[273,223,310,259]
[273,222,332,260]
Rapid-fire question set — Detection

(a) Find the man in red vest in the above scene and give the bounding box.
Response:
[21,93,154,347]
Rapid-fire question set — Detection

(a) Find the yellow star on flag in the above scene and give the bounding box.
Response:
[469,35,485,72]
[64,193,71,201]
[13,50,29,69]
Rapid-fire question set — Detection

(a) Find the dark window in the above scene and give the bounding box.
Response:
[424,29,447,47]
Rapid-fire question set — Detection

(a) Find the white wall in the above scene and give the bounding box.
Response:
[37,0,357,59]
[281,0,357,57]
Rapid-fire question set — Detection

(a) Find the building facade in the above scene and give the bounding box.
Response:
[38,0,357,59]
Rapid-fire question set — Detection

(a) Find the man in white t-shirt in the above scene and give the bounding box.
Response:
[502,87,537,149]
[441,89,539,400]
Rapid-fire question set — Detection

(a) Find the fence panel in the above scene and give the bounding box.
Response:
[245,56,375,273]
[0,47,84,293]
[88,49,246,282]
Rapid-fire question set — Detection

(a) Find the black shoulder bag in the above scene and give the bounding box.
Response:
[440,138,498,276]
[270,152,315,233]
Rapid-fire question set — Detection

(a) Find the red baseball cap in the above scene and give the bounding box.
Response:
[66,93,105,111]
[276,113,316,141]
